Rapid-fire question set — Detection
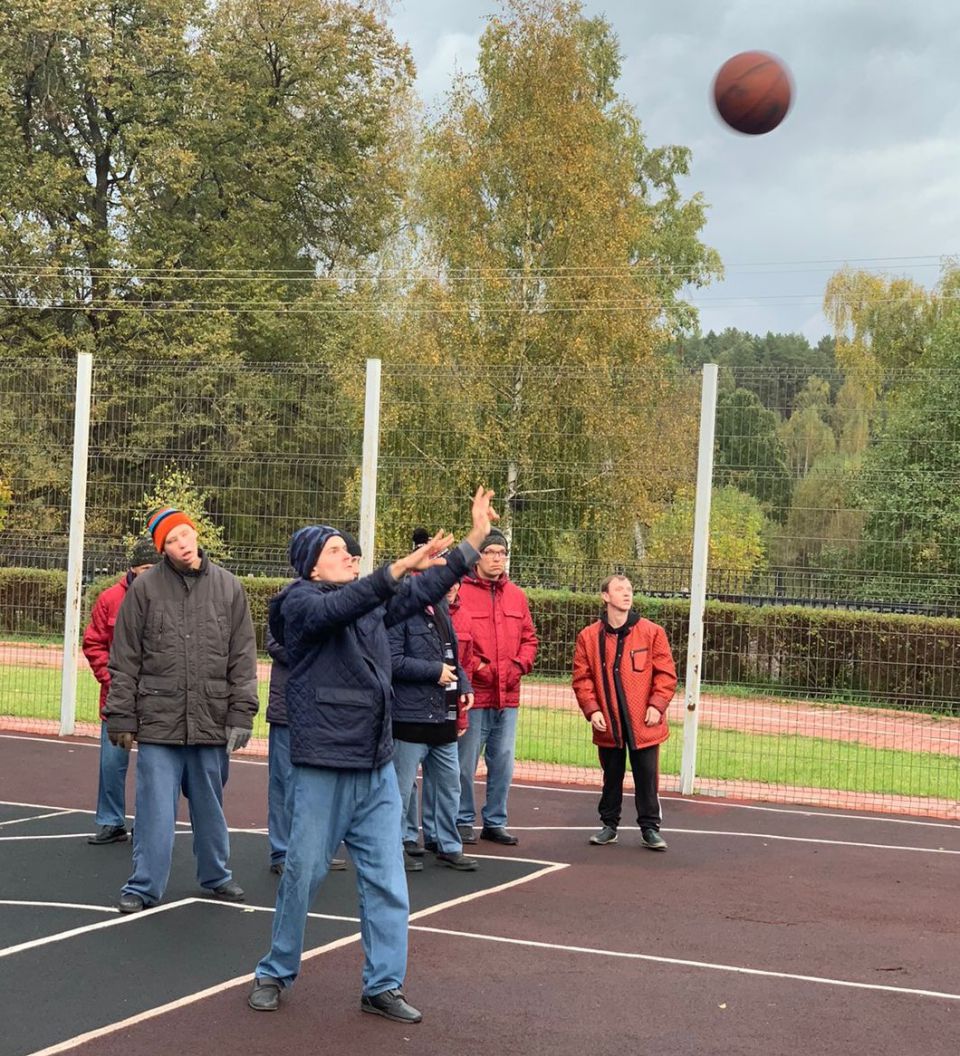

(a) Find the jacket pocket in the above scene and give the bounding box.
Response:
[630,647,649,673]
[137,675,179,695]
[314,687,372,708]
[202,678,230,728]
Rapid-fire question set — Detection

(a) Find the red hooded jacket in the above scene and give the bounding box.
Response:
[81,573,131,719]
[456,571,538,709]
[449,594,479,732]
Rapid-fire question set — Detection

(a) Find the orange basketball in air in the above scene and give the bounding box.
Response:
[712,51,793,135]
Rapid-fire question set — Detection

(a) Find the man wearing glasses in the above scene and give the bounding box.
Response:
[455,529,538,846]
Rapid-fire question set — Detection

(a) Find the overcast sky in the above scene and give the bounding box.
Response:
[386,0,960,342]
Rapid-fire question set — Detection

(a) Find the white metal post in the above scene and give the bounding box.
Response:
[358,357,382,577]
[59,352,93,736]
[679,363,719,795]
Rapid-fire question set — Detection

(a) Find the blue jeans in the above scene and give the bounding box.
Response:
[122,744,232,905]
[457,707,518,829]
[267,724,293,865]
[95,720,130,827]
[393,740,462,854]
[402,776,420,844]
[255,763,408,996]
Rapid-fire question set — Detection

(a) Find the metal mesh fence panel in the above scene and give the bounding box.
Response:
[0,358,76,734]
[696,365,960,817]
[1,356,958,819]
[0,359,367,738]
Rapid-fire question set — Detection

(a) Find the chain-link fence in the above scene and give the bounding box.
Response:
[1,358,958,818]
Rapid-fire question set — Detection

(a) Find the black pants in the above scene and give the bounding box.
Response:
[597,744,661,831]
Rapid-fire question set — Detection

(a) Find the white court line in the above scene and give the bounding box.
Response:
[505,825,960,854]
[0,810,77,828]
[406,924,960,1003]
[21,858,569,1056]
[0,831,196,842]
[0,898,197,960]
[0,900,118,914]
[4,732,959,830]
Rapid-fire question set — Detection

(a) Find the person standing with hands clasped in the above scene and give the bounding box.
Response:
[104,507,259,912]
[248,488,499,1025]
[572,574,677,850]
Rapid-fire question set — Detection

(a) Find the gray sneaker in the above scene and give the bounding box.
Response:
[589,826,619,846]
[641,828,667,851]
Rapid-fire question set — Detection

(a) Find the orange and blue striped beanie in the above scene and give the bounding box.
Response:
[147,506,197,552]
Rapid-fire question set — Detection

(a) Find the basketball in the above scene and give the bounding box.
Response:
[712,51,793,135]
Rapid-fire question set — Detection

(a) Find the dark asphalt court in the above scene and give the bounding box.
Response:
[1,800,549,1056]
[2,733,959,1056]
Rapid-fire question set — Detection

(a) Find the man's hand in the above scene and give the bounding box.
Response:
[438,663,457,686]
[644,706,662,727]
[225,726,252,754]
[390,529,455,580]
[108,730,134,751]
[460,692,474,711]
[590,712,607,732]
[465,487,499,551]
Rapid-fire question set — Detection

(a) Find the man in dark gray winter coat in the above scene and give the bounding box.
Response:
[105,506,258,913]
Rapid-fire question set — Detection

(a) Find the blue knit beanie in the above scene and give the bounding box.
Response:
[289,525,344,579]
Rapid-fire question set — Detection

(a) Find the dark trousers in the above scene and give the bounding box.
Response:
[597,743,661,831]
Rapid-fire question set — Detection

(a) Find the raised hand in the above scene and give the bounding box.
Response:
[390,529,456,580]
[466,486,499,550]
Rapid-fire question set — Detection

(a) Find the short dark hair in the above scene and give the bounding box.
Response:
[600,573,631,594]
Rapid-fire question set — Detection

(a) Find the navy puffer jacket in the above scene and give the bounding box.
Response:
[388,600,472,724]
[270,542,477,769]
[265,580,296,725]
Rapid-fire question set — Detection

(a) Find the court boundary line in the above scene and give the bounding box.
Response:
[406,924,960,1003]
[0,900,118,914]
[0,898,196,960]
[2,733,957,831]
[0,810,78,828]
[19,859,569,1056]
[504,825,960,854]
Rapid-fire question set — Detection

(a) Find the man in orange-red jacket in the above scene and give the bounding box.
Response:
[81,536,159,844]
[455,529,538,846]
[572,574,677,850]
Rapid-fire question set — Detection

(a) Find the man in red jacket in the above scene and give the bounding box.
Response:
[572,574,677,850]
[455,529,538,846]
[81,536,160,844]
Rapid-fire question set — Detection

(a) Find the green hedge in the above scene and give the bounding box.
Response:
[0,568,67,636]
[4,569,960,711]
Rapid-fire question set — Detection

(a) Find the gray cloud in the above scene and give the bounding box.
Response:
[388,0,960,339]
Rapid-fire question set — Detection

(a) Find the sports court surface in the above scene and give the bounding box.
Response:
[1,731,958,1056]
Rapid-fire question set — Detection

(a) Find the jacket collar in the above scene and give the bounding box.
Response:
[464,570,509,592]
[600,610,641,634]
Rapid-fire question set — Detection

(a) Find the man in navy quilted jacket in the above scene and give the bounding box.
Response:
[248,488,498,1025]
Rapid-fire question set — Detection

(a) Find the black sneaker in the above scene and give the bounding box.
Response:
[457,824,478,845]
[360,989,422,1023]
[480,825,519,846]
[329,857,348,871]
[88,824,128,845]
[403,840,425,858]
[404,854,423,872]
[270,861,284,875]
[118,892,145,913]
[248,976,282,1012]
[641,828,668,851]
[423,840,439,853]
[589,826,619,846]
[436,851,479,871]
[209,879,246,901]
